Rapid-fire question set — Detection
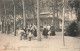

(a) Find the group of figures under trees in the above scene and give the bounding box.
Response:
[20,25,55,41]
[0,0,80,37]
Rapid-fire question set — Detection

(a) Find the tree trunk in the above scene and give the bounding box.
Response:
[62,0,65,46]
[77,8,80,35]
[0,9,1,31]
[12,0,16,36]
[57,6,59,31]
[56,1,59,31]
[32,0,36,25]
[33,8,36,25]
[14,6,16,36]
[77,21,80,35]
[37,0,41,41]
[22,0,26,29]
[3,0,7,34]
[52,7,55,25]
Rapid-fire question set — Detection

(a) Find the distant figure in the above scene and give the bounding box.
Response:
[50,25,55,36]
[7,23,10,34]
[30,25,37,40]
[27,29,32,41]
[47,24,50,30]
[47,25,51,35]
[22,27,27,34]
[43,27,48,39]
[19,28,26,40]
[32,28,37,37]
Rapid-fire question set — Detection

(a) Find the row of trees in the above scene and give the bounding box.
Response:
[0,0,80,36]
[0,0,36,36]
[68,0,80,34]
[0,0,63,35]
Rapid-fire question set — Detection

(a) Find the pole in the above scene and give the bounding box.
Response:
[56,0,59,30]
[37,0,41,41]
[62,0,65,46]
[12,0,16,36]
[3,0,7,34]
[22,0,26,29]
[52,7,55,25]
[14,5,16,36]
[0,9,1,32]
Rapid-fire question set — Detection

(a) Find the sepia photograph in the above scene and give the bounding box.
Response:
[0,0,80,51]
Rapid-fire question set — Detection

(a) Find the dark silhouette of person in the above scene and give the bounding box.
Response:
[50,25,55,36]
[43,28,48,38]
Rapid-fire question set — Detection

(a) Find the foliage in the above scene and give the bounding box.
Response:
[68,0,79,10]
[68,0,80,21]
[64,21,79,36]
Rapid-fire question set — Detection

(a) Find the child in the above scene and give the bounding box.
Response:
[19,28,25,40]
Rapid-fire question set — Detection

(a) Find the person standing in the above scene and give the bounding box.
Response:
[27,29,32,41]
[19,28,25,40]
[50,25,55,36]
[47,24,51,35]
[42,27,48,39]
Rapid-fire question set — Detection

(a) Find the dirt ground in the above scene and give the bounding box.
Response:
[0,32,80,51]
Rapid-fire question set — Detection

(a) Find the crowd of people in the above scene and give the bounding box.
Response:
[43,25,55,39]
[19,24,37,41]
[18,24,55,41]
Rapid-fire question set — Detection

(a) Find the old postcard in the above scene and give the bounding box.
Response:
[0,0,80,51]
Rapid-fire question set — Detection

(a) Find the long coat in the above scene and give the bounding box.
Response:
[50,26,55,36]
[43,28,48,36]
[32,29,37,37]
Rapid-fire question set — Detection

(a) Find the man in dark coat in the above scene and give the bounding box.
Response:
[32,27,37,37]
[50,25,55,36]
[43,28,48,38]
[33,29,37,37]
